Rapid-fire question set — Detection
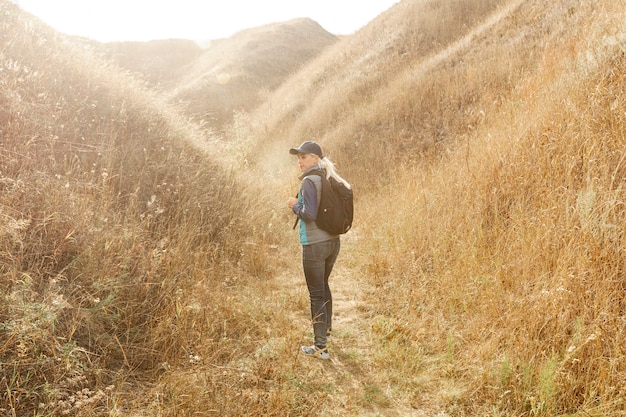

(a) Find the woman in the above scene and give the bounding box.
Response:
[287,141,350,360]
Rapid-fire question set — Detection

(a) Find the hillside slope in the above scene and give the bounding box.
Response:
[169,18,338,128]
[0,2,258,414]
[229,0,626,415]
[237,0,510,183]
[98,38,204,86]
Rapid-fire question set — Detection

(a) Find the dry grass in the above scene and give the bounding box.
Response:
[168,18,337,130]
[239,0,626,415]
[238,0,506,182]
[0,2,263,415]
[349,0,626,415]
[4,0,626,415]
[98,39,203,87]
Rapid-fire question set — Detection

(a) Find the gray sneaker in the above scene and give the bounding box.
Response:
[301,345,330,360]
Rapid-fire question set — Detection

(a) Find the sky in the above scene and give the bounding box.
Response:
[14,0,399,42]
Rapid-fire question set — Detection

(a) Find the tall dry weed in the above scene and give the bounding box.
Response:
[358,1,626,414]
[0,2,263,414]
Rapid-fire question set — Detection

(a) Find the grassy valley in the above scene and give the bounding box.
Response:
[2,0,626,415]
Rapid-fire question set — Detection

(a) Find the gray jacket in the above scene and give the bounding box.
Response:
[291,165,338,245]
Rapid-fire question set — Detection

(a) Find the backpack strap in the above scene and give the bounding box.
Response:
[292,191,300,230]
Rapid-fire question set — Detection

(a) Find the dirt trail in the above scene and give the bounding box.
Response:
[281,247,405,415]
[281,235,435,416]
[326,264,421,416]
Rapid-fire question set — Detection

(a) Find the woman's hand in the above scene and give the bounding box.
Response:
[287,197,298,209]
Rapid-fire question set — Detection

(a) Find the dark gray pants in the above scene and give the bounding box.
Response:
[302,238,340,349]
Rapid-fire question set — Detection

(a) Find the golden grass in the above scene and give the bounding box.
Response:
[238,0,626,415]
[5,0,626,415]
[349,1,626,414]
[168,18,337,130]
[239,0,506,181]
[0,2,263,414]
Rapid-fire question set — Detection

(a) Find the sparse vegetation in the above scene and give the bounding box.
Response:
[98,39,203,87]
[3,0,626,415]
[168,18,338,130]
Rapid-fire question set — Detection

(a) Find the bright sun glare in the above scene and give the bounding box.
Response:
[14,0,399,42]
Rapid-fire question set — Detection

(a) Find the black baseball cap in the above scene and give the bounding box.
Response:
[289,141,323,158]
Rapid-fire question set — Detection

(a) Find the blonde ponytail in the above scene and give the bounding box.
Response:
[319,157,351,189]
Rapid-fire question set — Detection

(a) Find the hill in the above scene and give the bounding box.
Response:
[236,0,509,183]
[168,18,338,128]
[97,38,204,86]
[86,18,336,130]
